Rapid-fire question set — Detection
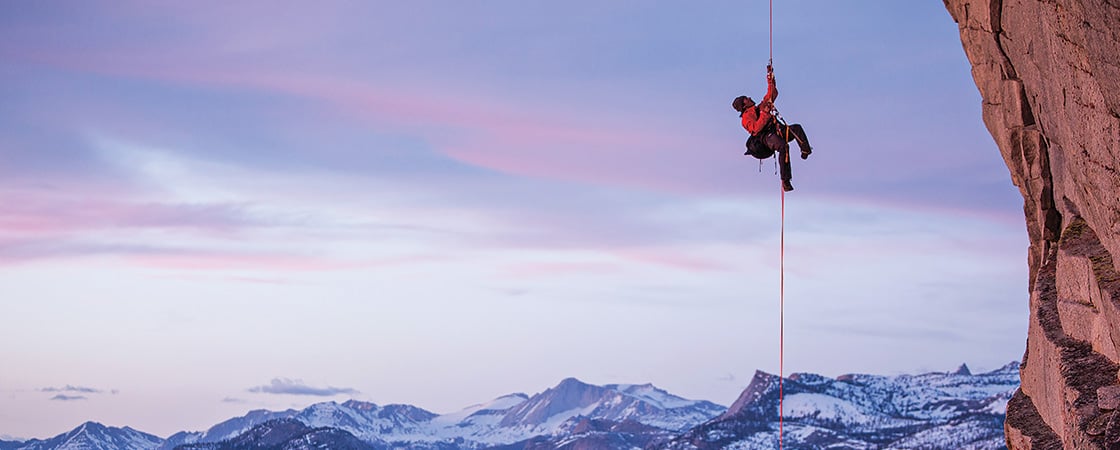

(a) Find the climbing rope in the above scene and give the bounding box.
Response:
[770,0,785,449]
[769,0,774,65]
[778,181,785,450]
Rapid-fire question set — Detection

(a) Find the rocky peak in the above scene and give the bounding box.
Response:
[200,407,296,442]
[952,363,972,376]
[76,421,106,430]
[227,418,308,446]
[341,400,377,411]
[177,418,376,450]
[16,421,162,450]
[376,403,437,422]
[499,377,612,426]
[788,372,831,385]
[665,365,1018,449]
[555,377,594,391]
[719,370,779,421]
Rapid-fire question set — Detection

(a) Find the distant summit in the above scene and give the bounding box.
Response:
[0,440,23,450]
[177,419,374,450]
[12,421,160,450]
[10,363,1020,450]
[664,363,1019,449]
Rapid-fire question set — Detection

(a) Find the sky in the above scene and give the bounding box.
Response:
[0,0,1029,440]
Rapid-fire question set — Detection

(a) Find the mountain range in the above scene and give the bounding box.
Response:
[3,363,1019,450]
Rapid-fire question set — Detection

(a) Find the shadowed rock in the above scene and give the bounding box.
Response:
[944,0,1120,448]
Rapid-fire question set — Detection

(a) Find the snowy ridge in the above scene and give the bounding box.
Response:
[119,378,721,450]
[187,408,297,446]
[1,439,25,450]
[662,362,1020,450]
[607,383,702,410]
[429,393,530,428]
[12,364,1020,450]
[295,400,436,444]
[11,422,162,450]
[177,418,376,450]
[494,377,725,435]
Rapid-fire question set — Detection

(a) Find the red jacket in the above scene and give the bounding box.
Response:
[741,76,778,135]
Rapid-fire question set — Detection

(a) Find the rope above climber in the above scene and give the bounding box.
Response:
[732,65,813,192]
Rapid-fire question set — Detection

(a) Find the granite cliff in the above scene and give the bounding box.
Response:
[944,0,1120,448]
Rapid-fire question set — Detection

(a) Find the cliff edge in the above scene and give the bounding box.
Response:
[944,0,1120,448]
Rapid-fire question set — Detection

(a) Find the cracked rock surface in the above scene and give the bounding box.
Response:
[944,0,1120,448]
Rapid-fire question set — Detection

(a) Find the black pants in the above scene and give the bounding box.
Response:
[776,123,811,154]
[761,123,811,182]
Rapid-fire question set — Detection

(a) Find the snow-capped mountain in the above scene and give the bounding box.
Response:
[9,364,1020,450]
[154,408,298,450]
[497,378,724,433]
[164,377,724,449]
[155,432,202,450]
[660,362,1020,449]
[177,418,375,450]
[8,422,162,450]
[291,400,439,446]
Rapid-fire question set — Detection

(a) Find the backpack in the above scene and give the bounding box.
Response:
[743,109,789,159]
[743,106,781,159]
[745,134,774,159]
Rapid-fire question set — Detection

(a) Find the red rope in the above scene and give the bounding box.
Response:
[772,1,783,448]
[779,177,785,449]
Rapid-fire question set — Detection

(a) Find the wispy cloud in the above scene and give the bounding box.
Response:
[810,322,969,343]
[3,26,735,196]
[248,378,358,397]
[0,188,260,238]
[40,385,102,394]
[49,394,87,401]
[0,238,327,272]
[221,397,247,403]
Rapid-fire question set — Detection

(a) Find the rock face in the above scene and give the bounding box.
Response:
[944,0,1120,448]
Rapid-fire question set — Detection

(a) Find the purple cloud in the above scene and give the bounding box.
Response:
[248,378,358,397]
[0,188,259,236]
[40,385,102,394]
[2,15,737,196]
[49,395,87,401]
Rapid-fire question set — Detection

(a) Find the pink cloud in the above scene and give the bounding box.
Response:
[127,252,448,272]
[503,261,623,278]
[802,191,1024,229]
[0,187,283,269]
[126,252,357,272]
[0,235,451,273]
[0,187,253,239]
[225,276,296,285]
[610,248,733,272]
[5,42,734,194]
[500,248,731,278]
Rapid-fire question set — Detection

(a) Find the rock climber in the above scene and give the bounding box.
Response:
[732,65,812,192]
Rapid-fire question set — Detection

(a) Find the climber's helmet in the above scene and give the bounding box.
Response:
[732,96,755,113]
